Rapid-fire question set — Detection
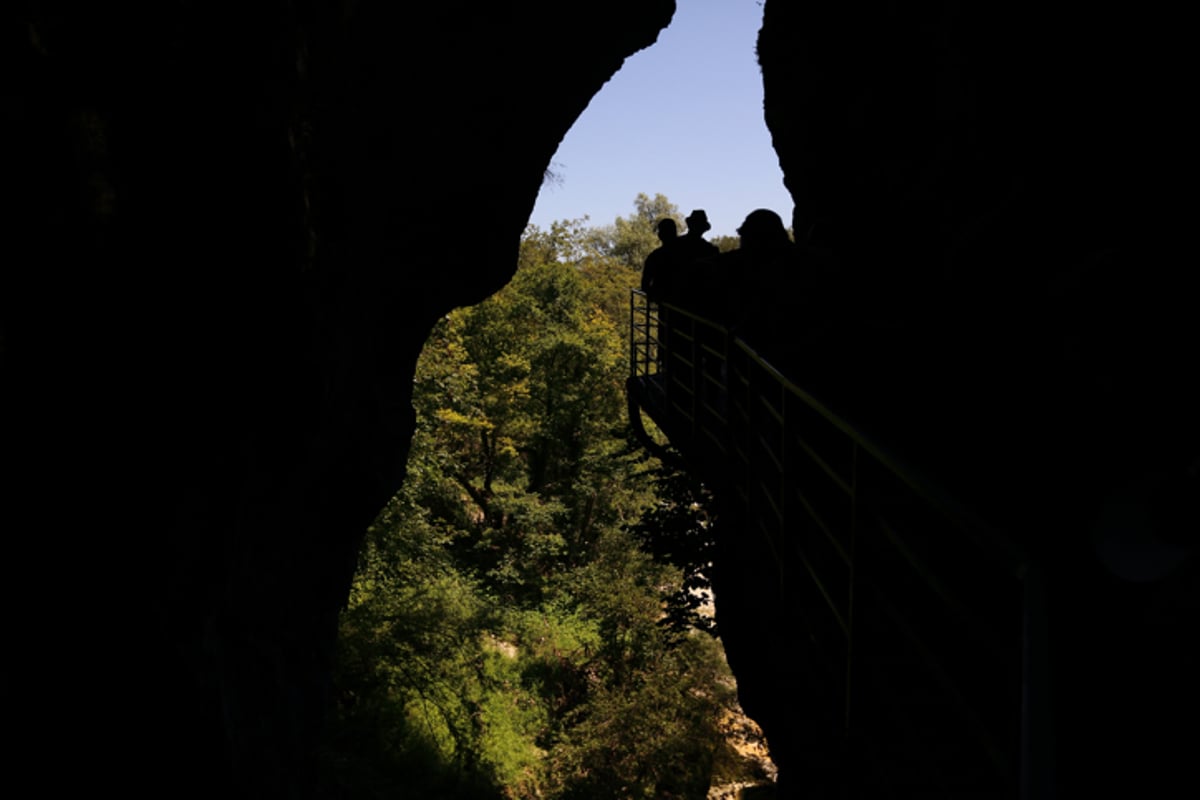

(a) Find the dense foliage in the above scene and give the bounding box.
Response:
[318,198,768,798]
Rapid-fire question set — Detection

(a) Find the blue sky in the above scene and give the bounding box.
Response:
[528,0,792,239]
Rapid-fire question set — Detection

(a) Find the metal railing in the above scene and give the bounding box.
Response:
[628,292,731,456]
[627,289,1050,798]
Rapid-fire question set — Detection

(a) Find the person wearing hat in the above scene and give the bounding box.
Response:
[682,210,720,258]
[656,209,720,308]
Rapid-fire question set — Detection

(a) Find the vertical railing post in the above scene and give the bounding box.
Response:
[845,440,858,734]
[652,297,662,379]
[630,290,637,379]
[1021,559,1055,800]
[689,314,698,445]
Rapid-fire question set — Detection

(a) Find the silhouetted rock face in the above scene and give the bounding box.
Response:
[4,2,671,795]
[758,1,1195,506]
[741,3,1196,797]
[4,1,1195,796]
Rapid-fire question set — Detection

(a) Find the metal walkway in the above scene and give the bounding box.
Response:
[626,289,1053,798]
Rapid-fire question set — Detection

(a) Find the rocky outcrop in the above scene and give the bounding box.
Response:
[745,3,1196,797]
[3,2,671,796]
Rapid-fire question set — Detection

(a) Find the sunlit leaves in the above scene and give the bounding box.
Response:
[325,196,754,799]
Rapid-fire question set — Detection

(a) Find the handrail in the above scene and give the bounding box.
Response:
[630,289,1025,573]
[626,288,1050,798]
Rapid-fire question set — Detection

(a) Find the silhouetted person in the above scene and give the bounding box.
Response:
[699,208,797,328]
[682,209,721,258]
[641,218,679,300]
[738,207,794,259]
[656,209,721,306]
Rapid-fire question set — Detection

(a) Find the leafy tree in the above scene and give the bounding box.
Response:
[629,460,719,638]
[710,227,794,254]
[324,490,498,799]
[546,627,737,800]
[520,217,593,266]
[711,234,740,253]
[428,257,635,600]
[585,192,682,272]
[323,197,766,799]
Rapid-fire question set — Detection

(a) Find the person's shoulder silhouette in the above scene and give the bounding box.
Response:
[642,217,679,300]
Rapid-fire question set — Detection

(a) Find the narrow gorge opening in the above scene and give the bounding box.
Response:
[530,0,792,240]
[321,3,788,798]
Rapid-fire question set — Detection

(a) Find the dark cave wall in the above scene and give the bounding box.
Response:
[757,0,1195,496]
[740,2,1196,796]
[3,2,672,795]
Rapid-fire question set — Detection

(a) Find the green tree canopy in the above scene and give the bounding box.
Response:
[321,196,769,799]
[584,192,682,272]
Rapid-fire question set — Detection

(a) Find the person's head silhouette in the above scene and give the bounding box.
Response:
[685,210,711,236]
[736,209,789,252]
[656,218,678,244]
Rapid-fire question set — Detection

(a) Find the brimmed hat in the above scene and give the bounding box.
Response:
[685,209,711,231]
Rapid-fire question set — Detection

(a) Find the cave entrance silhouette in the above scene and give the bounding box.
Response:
[530,1,791,242]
